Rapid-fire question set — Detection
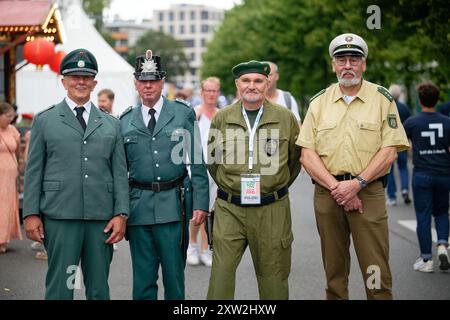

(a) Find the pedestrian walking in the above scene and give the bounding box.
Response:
[402,81,450,272]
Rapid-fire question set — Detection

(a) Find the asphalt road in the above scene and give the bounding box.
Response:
[1,172,449,300]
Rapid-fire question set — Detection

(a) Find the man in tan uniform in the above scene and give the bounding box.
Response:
[297,33,409,299]
[207,60,301,299]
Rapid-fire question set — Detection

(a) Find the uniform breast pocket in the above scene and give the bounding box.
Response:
[316,122,337,156]
[356,121,381,153]
[124,135,139,162]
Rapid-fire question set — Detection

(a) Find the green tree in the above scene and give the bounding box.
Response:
[202,0,450,113]
[129,30,190,82]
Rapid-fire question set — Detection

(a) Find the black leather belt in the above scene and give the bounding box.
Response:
[311,174,387,187]
[129,171,187,192]
[217,186,288,207]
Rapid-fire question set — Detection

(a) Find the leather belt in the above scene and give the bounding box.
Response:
[129,171,187,192]
[217,186,288,207]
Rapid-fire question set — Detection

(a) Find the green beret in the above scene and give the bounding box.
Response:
[60,48,98,77]
[232,60,271,78]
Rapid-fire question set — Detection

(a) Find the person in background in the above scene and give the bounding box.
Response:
[0,102,22,253]
[97,88,115,115]
[186,77,221,267]
[386,84,412,206]
[403,82,450,273]
[265,61,301,122]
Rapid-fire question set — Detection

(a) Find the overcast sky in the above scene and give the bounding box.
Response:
[105,0,243,21]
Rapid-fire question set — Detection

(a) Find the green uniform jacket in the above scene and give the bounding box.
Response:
[120,98,209,226]
[23,100,129,220]
[208,99,301,195]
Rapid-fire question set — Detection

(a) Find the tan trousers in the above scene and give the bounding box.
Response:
[207,195,293,300]
[314,181,393,300]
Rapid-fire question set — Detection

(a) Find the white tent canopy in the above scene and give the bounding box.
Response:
[16,0,138,116]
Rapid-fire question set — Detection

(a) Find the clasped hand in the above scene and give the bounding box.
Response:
[330,180,363,213]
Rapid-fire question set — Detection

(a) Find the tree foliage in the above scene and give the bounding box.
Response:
[82,0,111,30]
[202,0,450,113]
[128,30,190,83]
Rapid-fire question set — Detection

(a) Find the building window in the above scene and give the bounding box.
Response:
[180,25,185,34]
[190,52,195,61]
[201,38,206,47]
[180,11,185,20]
[190,11,195,20]
[201,24,208,33]
[159,12,164,21]
[169,25,174,34]
[190,24,195,33]
[169,12,174,21]
[181,39,195,48]
[190,68,196,76]
[201,10,209,20]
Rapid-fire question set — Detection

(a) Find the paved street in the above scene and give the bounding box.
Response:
[1,172,449,300]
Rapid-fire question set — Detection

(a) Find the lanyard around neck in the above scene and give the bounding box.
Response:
[241,106,264,170]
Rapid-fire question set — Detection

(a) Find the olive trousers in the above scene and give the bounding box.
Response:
[207,195,294,300]
[314,181,393,300]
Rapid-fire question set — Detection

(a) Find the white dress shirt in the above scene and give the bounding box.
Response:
[141,96,163,127]
[65,96,91,124]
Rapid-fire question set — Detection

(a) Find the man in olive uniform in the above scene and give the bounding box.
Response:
[207,60,301,300]
[120,50,209,300]
[23,48,129,300]
[297,33,410,299]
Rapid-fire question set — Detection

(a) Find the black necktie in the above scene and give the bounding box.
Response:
[75,107,87,131]
[147,108,156,135]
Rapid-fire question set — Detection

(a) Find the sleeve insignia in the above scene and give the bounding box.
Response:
[387,114,398,128]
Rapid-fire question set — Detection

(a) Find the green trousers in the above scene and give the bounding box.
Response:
[314,181,393,300]
[207,196,294,300]
[127,221,185,300]
[43,218,113,300]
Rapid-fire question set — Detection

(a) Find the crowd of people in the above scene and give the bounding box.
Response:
[0,32,449,300]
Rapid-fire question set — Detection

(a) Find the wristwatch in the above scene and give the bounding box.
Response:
[355,176,368,189]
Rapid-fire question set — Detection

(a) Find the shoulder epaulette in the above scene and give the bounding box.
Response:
[119,106,133,119]
[309,89,326,103]
[377,86,393,102]
[175,98,192,108]
[36,104,56,116]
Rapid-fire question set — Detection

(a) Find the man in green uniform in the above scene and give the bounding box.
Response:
[297,33,410,299]
[206,60,301,300]
[23,48,129,300]
[120,49,209,300]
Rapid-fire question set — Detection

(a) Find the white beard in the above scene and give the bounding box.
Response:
[337,70,361,87]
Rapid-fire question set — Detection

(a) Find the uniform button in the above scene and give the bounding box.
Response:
[83,141,87,144]
[155,163,159,168]
[154,150,158,154]
[126,138,130,142]
[84,157,88,161]
[157,177,161,181]
[85,174,88,178]
[152,137,156,141]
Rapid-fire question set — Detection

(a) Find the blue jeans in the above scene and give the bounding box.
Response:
[412,171,450,260]
[387,151,409,200]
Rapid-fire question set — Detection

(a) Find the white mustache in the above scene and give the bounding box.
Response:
[340,70,356,78]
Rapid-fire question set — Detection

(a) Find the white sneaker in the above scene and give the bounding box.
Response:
[186,244,200,265]
[386,198,397,206]
[437,245,450,271]
[200,249,212,267]
[413,258,434,272]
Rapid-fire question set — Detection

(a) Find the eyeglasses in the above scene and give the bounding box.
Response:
[334,56,363,66]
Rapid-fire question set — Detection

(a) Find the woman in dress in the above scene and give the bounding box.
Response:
[0,102,22,253]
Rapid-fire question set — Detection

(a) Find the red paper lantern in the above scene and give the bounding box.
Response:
[49,51,66,74]
[23,39,55,67]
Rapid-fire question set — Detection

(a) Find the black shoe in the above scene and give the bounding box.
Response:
[402,192,411,204]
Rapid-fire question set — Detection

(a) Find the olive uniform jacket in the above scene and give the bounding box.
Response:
[208,99,301,195]
[23,100,129,220]
[119,98,209,226]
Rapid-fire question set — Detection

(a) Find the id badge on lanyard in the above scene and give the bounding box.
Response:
[240,106,263,205]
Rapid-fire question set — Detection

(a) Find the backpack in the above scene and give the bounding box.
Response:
[283,90,292,110]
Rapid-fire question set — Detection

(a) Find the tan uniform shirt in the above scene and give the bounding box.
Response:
[296,80,410,176]
[208,99,301,195]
